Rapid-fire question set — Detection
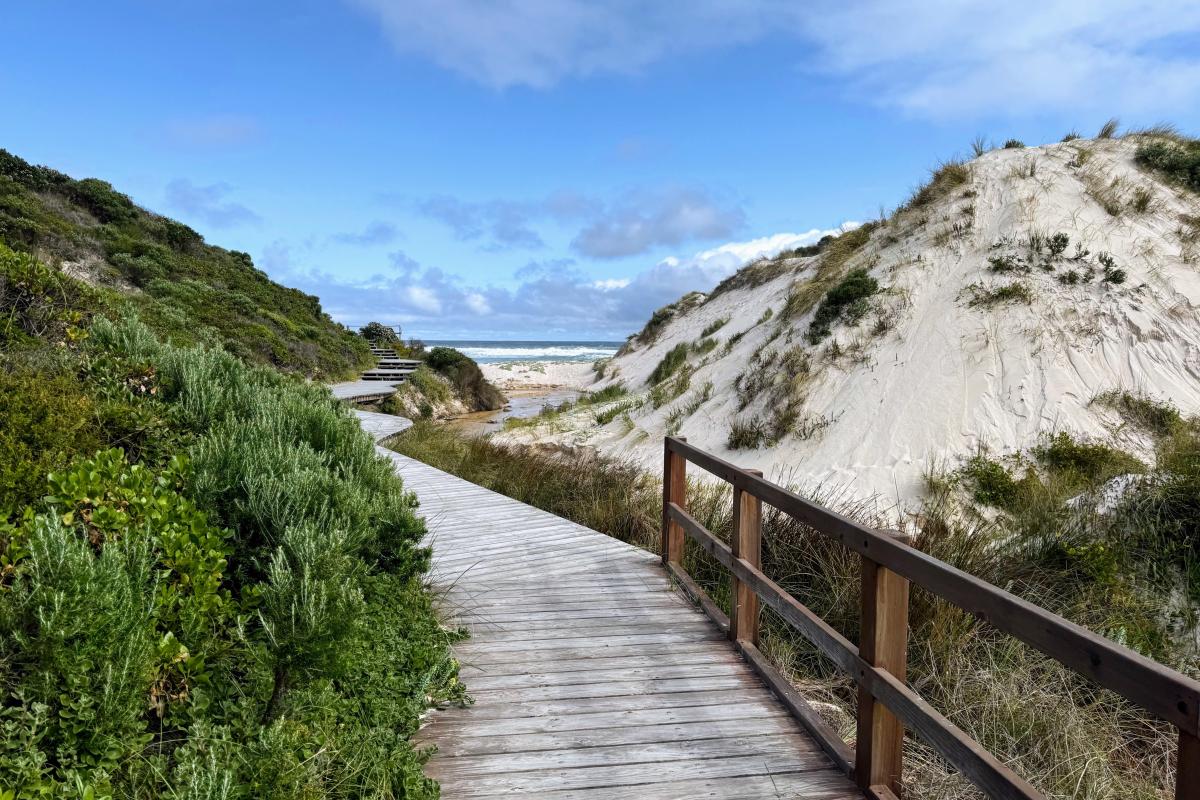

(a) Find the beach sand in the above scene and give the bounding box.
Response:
[482,360,596,392]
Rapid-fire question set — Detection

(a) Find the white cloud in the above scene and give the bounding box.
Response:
[465,292,492,314]
[280,226,849,337]
[653,227,851,287]
[347,0,782,89]
[800,0,1200,116]
[348,0,1200,116]
[590,278,631,291]
[570,187,745,259]
[406,285,442,314]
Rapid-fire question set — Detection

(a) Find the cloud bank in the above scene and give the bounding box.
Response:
[349,0,1200,116]
[284,227,843,338]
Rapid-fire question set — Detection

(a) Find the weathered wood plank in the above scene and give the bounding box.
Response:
[374,442,860,799]
[434,753,842,797]
[418,715,807,757]
[428,733,822,778]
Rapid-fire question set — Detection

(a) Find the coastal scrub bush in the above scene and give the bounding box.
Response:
[0,363,103,513]
[359,320,400,344]
[1095,390,1182,437]
[425,346,505,410]
[701,317,729,337]
[806,268,879,342]
[0,316,462,797]
[1003,139,1026,149]
[1136,137,1200,194]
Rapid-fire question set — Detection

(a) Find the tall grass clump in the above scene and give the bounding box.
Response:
[647,342,690,385]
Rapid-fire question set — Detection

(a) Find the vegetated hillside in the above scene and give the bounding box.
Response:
[0,148,370,378]
[504,130,1200,508]
[0,247,463,797]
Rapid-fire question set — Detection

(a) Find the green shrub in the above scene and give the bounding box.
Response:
[1095,390,1182,437]
[0,364,104,513]
[0,243,95,347]
[1003,139,1026,149]
[647,342,689,385]
[1135,138,1200,194]
[806,268,879,342]
[425,347,504,411]
[961,453,1021,507]
[1033,431,1144,484]
[359,320,400,344]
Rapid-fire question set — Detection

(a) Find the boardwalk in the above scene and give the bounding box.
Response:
[364,431,861,798]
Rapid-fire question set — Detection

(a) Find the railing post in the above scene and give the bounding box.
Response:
[856,552,911,795]
[730,470,762,646]
[662,437,686,564]
[1178,730,1200,800]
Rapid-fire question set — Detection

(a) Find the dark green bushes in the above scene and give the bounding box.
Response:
[0,317,462,798]
[1135,138,1200,194]
[359,320,400,344]
[806,268,879,342]
[425,346,504,411]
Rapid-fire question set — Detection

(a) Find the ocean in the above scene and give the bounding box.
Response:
[425,340,622,364]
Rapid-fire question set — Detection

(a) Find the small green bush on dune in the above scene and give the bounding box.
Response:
[806,268,879,342]
[1136,137,1200,194]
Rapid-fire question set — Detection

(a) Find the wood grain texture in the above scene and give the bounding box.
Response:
[855,559,909,794]
[376,446,861,798]
[664,436,1200,738]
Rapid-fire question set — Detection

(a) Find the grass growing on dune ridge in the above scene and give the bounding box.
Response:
[391,418,1200,799]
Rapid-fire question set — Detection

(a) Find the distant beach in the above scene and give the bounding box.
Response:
[430,339,620,432]
[426,340,620,364]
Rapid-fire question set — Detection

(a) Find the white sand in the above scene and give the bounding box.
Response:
[495,137,1200,512]
[483,360,596,392]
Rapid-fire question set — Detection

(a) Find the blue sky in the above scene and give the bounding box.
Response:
[4,1,1200,340]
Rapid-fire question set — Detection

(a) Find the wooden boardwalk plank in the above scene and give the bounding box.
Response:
[370,439,859,798]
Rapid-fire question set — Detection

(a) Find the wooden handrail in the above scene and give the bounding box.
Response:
[662,436,1200,800]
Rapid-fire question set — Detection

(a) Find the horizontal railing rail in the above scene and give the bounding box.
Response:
[661,436,1200,800]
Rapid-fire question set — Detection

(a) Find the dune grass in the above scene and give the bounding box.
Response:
[390,418,1199,799]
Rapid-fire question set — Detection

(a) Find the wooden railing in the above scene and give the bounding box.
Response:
[661,436,1200,800]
